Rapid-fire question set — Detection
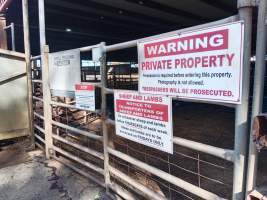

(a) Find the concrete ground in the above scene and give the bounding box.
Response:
[0,143,107,200]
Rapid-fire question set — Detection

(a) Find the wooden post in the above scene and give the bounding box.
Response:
[42,45,53,159]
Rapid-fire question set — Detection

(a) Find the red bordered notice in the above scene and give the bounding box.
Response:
[114,90,173,154]
[75,84,95,111]
[138,21,244,104]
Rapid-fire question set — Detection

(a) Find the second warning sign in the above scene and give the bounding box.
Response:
[114,91,173,154]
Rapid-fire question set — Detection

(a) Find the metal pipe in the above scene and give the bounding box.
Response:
[108,147,226,200]
[33,96,43,102]
[11,22,15,51]
[38,0,46,53]
[233,1,253,200]
[173,137,235,162]
[22,0,35,148]
[51,120,103,141]
[31,55,41,60]
[53,146,104,175]
[100,42,111,191]
[34,124,45,133]
[52,134,104,160]
[246,0,267,194]
[109,166,167,200]
[105,15,238,52]
[53,156,105,187]
[42,45,53,159]
[35,133,45,143]
[50,101,101,114]
[34,112,44,120]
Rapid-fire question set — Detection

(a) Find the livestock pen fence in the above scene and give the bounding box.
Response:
[29,11,260,200]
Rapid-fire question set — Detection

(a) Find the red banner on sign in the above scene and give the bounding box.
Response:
[75,84,94,91]
[144,29,228,58]
[116,99,168,122]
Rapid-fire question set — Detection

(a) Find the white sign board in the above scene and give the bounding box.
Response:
[114,91,173,154]
[49,49,81,91]
[75,84,95,111]
[138,21,244,104]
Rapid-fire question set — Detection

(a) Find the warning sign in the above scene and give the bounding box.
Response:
[114,91,173,154]
[138,21,244,104]
[75,84,95,111]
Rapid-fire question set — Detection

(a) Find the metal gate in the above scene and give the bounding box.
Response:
[30,10,256,200]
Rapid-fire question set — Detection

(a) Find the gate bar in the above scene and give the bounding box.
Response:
[233,1,253,200]
[105,15,238,52]
[108,147,227,200]
[246,0,267,194]
[22,0,34,148]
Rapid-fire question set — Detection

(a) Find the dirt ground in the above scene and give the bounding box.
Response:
[0,142,108,200]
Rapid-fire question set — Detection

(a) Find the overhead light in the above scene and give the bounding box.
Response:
[65,28,72,32]
[100,16,104,20]
[138,1,144,5]
[118,10,123,14]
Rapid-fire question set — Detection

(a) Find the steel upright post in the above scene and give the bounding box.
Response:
[100,42,111,192]
[42,45,53,159]
[233,0,253,199]
[22,0,34,148]
[38,0,46,52]
[246,0,267,194]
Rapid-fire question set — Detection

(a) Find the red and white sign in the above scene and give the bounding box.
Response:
[138,21,244,104]
[114,91,173,153]
[75,84,95,111]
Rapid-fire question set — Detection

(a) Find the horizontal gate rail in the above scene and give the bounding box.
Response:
[34,124,45,133]
[51,120,103,141]
[53,146,104,175]
[34,133,45,143]
[33,96,43,102]
[50,101,101,114]
[108,147,227,200]
[109,166,167,200]
[105,15,238,52]
[173,137,235,162]
[34,112,44,120]
[52,134,104,160]
[32,79,42,83]
[53,156,105,187]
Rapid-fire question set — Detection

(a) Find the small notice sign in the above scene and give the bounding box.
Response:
[49,49,81,92]
[75,84,95,111]
[138,21,244,104]
[114,91,173,154]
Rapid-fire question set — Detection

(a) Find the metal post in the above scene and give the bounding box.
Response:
[42,45,53,159]
[38,0,46,52]
[100,42,111,191]
[11,22,15,51]
[246,0,267,194]
[22,0,35,148]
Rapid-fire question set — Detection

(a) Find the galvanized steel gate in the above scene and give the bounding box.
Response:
[31,11,256,200]
[26,0,267,199]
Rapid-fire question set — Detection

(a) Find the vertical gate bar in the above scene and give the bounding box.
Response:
[233,1,253,199]
[38,0,46,53]
[22,0,34,148]
[246,0,267,193]
[100,42,111,191]
[42,45,53,159]
[11,22,15,51]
